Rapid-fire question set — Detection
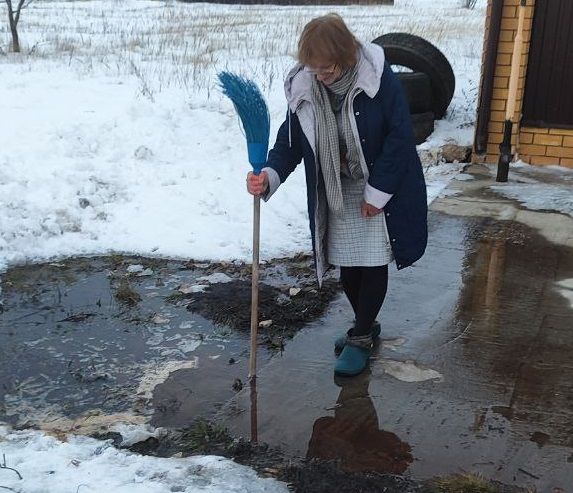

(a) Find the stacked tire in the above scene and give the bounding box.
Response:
[372,33,455,145]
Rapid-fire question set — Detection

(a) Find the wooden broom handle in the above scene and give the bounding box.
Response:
[249,195,261,379]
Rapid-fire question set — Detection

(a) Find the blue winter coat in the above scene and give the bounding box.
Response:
[263,43,427,281]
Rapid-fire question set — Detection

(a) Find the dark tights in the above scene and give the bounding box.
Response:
[340,265,388,337]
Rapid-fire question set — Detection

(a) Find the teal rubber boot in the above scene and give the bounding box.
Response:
[334,335,373,377]
[334,321,381,353]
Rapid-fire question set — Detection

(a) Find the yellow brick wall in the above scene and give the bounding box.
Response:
[473,0,573,169]
[519,127,573,167]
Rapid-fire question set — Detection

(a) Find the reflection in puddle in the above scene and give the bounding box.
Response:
[250,378,258,444]
[306,371,413,474]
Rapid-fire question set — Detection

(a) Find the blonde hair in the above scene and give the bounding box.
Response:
[297,14,359,70]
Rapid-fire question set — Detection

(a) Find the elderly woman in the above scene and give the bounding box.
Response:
[247,14,427,376]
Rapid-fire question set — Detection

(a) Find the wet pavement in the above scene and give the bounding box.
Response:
[1,164,572,491]
[219,165,573,492]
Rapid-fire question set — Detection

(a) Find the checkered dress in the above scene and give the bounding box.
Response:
[327,176,393,267]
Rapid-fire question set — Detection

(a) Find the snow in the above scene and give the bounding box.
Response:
[196,273,233,284]
[0,0,488,276]
[0,426,288,493]
[492,182,573,217]
[112,423,159,447]
[3,0,570,491]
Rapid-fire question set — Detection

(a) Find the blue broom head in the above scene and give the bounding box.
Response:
[217,71,270,173]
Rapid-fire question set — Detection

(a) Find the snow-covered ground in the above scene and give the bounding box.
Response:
[0,0,487,275]
[0,425,288,493]
[490,162,573,217]
[7,1,572,492]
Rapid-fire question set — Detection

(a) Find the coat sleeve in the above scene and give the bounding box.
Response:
[262,110,304,201]
[367,64,417,196]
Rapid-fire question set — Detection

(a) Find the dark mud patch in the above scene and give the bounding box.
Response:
[280,460,425,493]
[186,279,339,342]
[278,460,529,493]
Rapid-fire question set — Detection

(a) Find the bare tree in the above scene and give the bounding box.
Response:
[5,0,33,53]
[463,0,478,8]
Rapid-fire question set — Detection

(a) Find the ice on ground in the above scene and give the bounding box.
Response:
[376,360,443,383]
[555,279,573,309]
[491,183,573,218]
[196,273,233,284]
[111,423,159,447]
[136,358,199,399]
[490,163,573,218]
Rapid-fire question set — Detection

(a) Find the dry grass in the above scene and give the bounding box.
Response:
[114,279,141,306]
[0,0,486,99]
[429,472,534,493]
[431,473,496,493]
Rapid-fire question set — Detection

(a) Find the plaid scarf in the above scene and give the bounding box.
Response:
[312,65,363,213]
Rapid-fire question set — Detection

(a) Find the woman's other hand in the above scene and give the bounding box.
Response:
[361,201,383,218]
[246,171,269,196]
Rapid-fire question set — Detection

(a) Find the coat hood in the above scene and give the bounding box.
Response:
[284,41,386,113]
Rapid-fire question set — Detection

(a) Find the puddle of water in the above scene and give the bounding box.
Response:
[0,258,260,429]
[0,254,335,434]
[2,181,573,491]
[220,211,573,491]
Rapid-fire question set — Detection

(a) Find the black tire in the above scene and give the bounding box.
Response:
[396,72,433,114]
[410,111,435,145]
[373,33,455,119]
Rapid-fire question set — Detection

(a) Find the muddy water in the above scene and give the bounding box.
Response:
[220,209,573,491]
[0,256,335,433]
[0,259,243,430]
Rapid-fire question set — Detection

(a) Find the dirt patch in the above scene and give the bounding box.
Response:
[185,279,339,345]
[161,252,342,348]
[102,418,422,491]
[280,460,425,492]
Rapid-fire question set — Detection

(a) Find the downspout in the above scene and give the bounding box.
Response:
[475,0,504,154]
[496,0,527,182]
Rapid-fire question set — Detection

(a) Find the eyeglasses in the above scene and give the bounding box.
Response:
[303,64,338,76]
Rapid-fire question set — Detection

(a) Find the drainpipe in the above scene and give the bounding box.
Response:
[475,0,504,154]
[497,0,527,182]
